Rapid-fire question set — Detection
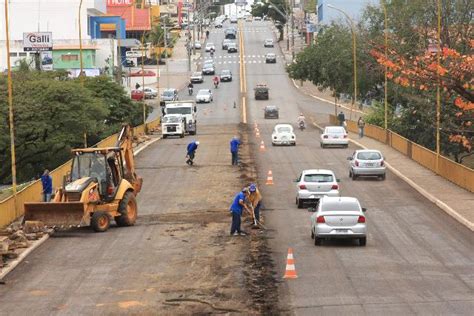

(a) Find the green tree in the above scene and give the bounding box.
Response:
[0,72,108,183]
[288,23,382,102]
[251,0,289,41]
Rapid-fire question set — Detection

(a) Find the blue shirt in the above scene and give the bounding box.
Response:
[230,192,246,215]
[41,175,52,194]
[187,141,198,154]
[230,138,240,153]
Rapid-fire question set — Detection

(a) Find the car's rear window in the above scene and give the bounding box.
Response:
[277,126,292,133]
[357,152,382,160]
[326,127,345,134]
[304,174,333,183]
[321,201,359,212]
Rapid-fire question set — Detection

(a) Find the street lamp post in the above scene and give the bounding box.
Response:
[327,4,357,120]
[4,0,17,198]
[78,0,84,80]
[436,0,441,172]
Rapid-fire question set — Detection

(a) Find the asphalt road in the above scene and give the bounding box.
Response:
[1,20,473,316]
[0,22,252,315]
[242,21,474,314]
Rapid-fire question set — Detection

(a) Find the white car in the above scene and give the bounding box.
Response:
[295,169,340,208]
[348,149,386,180]
[196,89,213,103]
[320,126,349,148]
[161,114,185,138]
[194,41,202,49]
[205,43,215,52]
[310,196,367,246]
[190,71,204,83]
[264,39,274,47]
[254,16,262,21]
[272,124,296,146]
[143,87,158,99]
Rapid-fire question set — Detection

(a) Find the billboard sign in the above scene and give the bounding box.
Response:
[40,51,53,71]
[306,23,317,33]
[107,0,132,6]
[23,32,52,51]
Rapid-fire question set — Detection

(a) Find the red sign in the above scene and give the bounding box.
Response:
[107,0,132,6]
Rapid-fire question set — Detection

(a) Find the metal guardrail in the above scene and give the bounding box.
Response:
[0,117,161,228]
[330,114,474,193]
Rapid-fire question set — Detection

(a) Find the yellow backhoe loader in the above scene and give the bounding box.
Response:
[23,125,143,232]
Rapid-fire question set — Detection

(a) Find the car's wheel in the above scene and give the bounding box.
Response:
[321,143,325,148]
[311,228,314,239]
[162,134,167,139]
[297,198,304,209]
[352,173,357,180]
[380,174,386,180]
[349,170,353,178]
[359,237,367,246]
[180,133,184,138]
[115,191,138,227]
[91,211,110,232]
[314,237,322,246]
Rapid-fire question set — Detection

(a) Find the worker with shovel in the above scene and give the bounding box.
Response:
[248,183,263,228]
[230,187,252,236]
[186,140,199,166]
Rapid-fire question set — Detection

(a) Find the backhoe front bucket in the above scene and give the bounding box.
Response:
[23,202,86,227]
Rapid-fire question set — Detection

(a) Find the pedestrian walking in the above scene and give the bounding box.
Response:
[230,136,241,166]
[186,140,199,165]
[358,117,366,138]
[206,30,210,39]
[248,183,262,223]
[337,111,346,127]
[229,187,251,236]
[41,169,53,202]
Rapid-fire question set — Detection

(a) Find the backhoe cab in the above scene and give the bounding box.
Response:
[23,125,142,232]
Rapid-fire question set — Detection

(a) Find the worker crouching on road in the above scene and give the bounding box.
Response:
[186,140,199,165]
[248,183,262,223]
[230,187,251,236]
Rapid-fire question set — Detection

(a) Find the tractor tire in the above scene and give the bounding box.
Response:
[91,211,110,232]
[115,191,138,227]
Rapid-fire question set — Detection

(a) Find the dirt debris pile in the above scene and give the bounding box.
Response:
[0,221,51,270]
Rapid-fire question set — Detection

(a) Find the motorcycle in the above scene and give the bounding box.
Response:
[299,120,306,131]
[188,87,193,95]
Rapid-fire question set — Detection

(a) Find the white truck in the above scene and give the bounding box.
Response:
[161,114,185,138]
[164,101,197,135]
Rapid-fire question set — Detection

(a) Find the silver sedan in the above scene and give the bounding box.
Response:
[195,89,213,103]
[310,196,367,246]
[295,169,340,208]
[320,126,349,148]
[348,149,386,180]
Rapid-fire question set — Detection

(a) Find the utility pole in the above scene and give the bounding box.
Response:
[164,21,169,88]
[187,7,191,71]
[291,0,295,61]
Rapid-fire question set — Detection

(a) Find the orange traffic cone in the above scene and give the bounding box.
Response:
[259,140,265,151]
[265,170,273,185]
[283,248,298,279]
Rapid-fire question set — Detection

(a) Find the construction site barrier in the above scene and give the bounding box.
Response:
[0,117,161,228]
[329,115,474,193]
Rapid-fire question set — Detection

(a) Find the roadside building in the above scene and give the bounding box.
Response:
[317,0,377,25]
